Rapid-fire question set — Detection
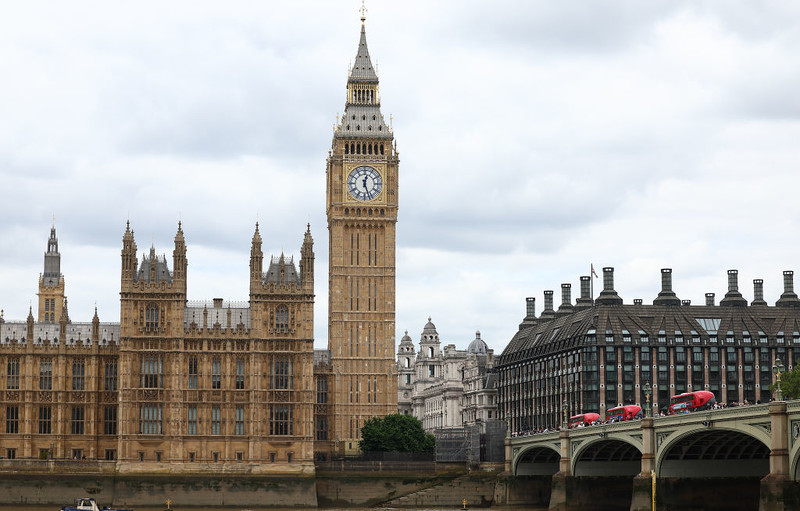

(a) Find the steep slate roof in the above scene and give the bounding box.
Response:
[349,22,378,83]
[135,247,173,284]
[498,302,800,366]
[264,255,300,285]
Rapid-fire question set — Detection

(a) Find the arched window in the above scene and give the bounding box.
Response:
[145,304,159,330]
[275,305,289,333]
[405,357,410,368]
[429,347,434,357]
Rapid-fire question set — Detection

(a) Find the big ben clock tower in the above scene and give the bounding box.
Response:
[326,11,398,454]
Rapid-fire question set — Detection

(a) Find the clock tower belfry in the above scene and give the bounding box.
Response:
[326,13,398,454]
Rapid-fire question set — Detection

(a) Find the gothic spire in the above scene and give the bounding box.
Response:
[42,223,61,286]
[335,14,391,140]
[349,17,378,84]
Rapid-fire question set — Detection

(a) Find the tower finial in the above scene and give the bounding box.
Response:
[360,0,367,25]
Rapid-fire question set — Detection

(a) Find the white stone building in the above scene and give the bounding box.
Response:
[396,318,497,433]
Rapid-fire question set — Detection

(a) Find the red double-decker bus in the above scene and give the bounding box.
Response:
[669,391,716,413]
[606,405,642,422]
[568,413,600,428]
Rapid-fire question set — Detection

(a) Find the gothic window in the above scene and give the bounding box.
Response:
[187,406,197,435]
[212,358,221,389]
[140,355,162,388]
[6,358,19,390]
[39,359,53,390]
[6,406,19,434]
[145,304,159,330]
[72,358,85,390]
[235,406,245,435]
[139,405,162,435]
[104,360,117,391]
[71,406,85,435]
[235,358,245,389]
[39,406,52,434]
[188,356,198,389]
[272,358,292,390]
[316,377,328,403]
[270,404,293,435]
[275,305,289,333]
[316,416,328,441]
[103,406,117,435]
[211,406,221,435]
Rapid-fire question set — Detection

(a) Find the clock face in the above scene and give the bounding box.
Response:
[347,166,382,201]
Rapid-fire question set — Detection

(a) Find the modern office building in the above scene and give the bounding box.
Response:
[497,267,800,434]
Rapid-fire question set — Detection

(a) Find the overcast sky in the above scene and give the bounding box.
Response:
[1,1,800,354]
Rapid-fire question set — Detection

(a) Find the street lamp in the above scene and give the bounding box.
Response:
[773,358,785,401]
[562,401,568,430]
[644,382,652,418]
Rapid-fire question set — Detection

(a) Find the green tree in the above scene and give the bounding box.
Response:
[770,366,800,400]
[359,414,435,453]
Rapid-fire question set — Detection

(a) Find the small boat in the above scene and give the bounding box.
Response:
[60,497,134,511]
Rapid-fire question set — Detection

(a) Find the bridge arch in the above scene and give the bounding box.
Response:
[789,430,800,481]
[514,444,561,476]
[571,434,643,476]
[656,424,770,478]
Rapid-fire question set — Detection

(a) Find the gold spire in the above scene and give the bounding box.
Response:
[360,0,367,25]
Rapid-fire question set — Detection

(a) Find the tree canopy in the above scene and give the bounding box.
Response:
[770,366,800,400]
[359,414,435,453]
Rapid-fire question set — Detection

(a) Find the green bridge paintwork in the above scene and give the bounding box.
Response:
[504,400,800,510]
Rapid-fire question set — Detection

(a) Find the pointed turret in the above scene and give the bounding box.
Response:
[300,223,314,290]
[121,221,138,285]
[172,221,187,287]
[92,306,100,342]
[60,297,70,323]
[250,223,264,293]
[37,223,67,323]
[26,307,34,341]
[59,297,70,339]
[42,224,61,287]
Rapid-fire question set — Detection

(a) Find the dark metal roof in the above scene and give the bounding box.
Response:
[498,302,800,366]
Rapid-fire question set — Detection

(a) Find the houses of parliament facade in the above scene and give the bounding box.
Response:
[0,16,397,473]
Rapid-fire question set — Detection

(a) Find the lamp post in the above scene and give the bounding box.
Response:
[773,358,785,401]
[562,401,568,430]
[644,381,652,418]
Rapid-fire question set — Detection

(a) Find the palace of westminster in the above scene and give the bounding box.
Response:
[2,13,799,475]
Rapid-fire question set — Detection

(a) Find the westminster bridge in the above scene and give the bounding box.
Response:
[503,400,800,510]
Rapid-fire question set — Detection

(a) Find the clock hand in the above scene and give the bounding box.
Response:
[363,177,368,191]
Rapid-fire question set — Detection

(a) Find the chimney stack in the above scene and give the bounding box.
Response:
[776,270,800,308]
[720,269,747,307]
[653,268,681,306]
[705,293,715,306]
[519,297,538,330]
[557,283,574,315]
[751,279,767,306]
[540,290,556,321]
[575,276,593,309]
[595,267,623,305]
